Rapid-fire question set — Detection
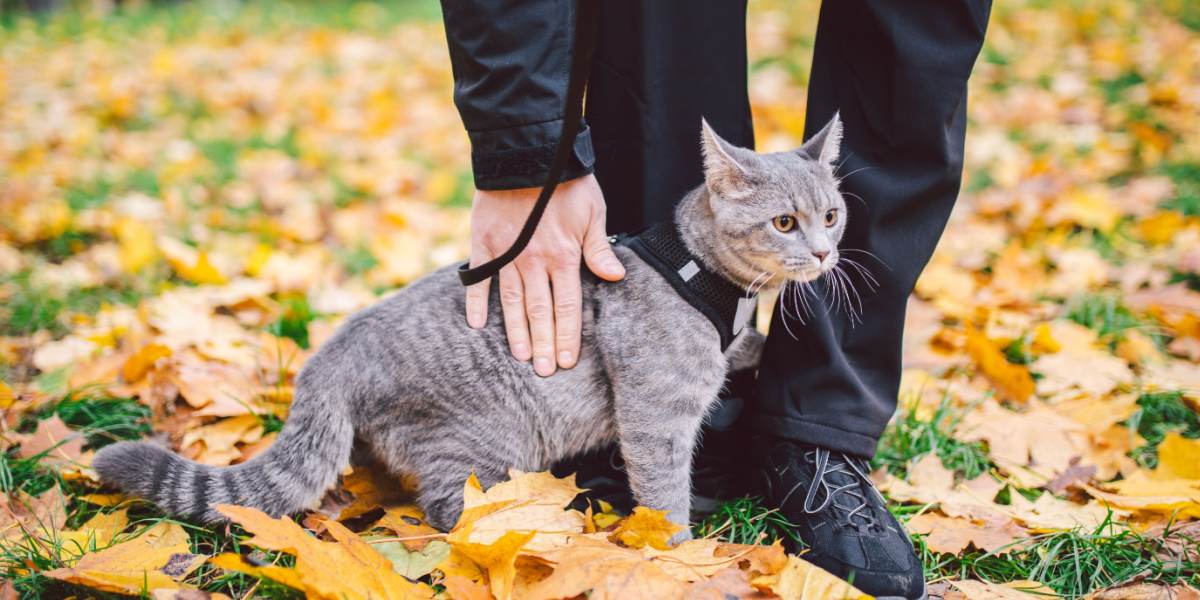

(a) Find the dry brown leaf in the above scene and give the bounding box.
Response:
[215,504,435,600]
[907,513,1027,554]
[180,415,264,466]
[1092,583,1200,600]
[17,415,85,467]
[684,567,767,599]
[441,575,492,600]
[0,487,68,543]
[521,537,687,600]
[949,579,1054,599]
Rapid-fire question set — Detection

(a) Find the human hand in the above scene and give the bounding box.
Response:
[466,174,625,376]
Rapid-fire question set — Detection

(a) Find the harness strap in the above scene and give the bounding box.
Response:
[622,222,757,350]
[458,0,601,286]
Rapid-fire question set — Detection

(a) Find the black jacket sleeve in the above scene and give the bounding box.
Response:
[439,0,595,191]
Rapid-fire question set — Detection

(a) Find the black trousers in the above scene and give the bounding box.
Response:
[587,0,991,457]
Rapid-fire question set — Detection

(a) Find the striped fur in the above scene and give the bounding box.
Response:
[93,118,847,534]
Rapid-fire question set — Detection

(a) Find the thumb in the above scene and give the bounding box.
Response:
[582,215,625,282]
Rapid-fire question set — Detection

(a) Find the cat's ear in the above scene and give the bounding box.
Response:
[798,112,843,169]
[701,118,755,199]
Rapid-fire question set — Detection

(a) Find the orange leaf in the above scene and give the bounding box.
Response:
[965,325,1034,403]
[215,504,434,600]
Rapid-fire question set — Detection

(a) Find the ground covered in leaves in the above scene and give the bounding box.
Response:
[2,0,1200,598]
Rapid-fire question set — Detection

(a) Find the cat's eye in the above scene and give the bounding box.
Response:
[772,215,797,233]
[824,209,839,227]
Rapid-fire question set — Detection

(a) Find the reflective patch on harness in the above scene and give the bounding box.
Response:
[733,296,756,335]
[678,260,700,282]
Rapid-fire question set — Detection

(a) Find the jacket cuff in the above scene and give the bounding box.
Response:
[469,121,595,191]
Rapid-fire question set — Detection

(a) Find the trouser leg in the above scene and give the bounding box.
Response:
[586,0,753,231]
[553,0,755,508]
[753,0,992,457]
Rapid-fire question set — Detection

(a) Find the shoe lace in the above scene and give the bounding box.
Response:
[798,448,883,532]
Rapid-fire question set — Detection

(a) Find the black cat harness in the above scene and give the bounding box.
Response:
[618,222,756,351]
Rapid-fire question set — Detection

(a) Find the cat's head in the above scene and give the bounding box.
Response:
[696,114,847,286]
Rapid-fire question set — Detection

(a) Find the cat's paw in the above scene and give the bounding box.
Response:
[668,529,694,547]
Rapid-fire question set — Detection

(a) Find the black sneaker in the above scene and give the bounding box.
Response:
[760,440,925,600]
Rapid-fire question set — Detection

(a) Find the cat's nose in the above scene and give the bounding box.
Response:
[812,251,829,263]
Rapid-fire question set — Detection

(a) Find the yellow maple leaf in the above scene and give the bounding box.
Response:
[0,380,13,410]
[452,470,587,551]
[209,553,305,591]
[448,529,535,600]
[608,507,683,551]
[1155,433,1200,480]
[45,526,203,595]
[120,343,171,384]
[215,504,434,600]
[58,508,129,557]
[115,218,158,273]
[754,555,870,600]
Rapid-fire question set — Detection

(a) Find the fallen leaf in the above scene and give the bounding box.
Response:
[907,513,1026,554]
[17,415,86,468]
[45,528,203,595]
[121,343,172,383]
[1092,583,1200,600]
[215,504,434,600]
[758,555,870,600]
[375,539,450,579]
[453,470,587,551]
[609,507,683,551]
[448,529,535,600]
[441,575,492,600]
[949,579,1055,599]
[965,325,1035,403]
[1155,432,1200,480]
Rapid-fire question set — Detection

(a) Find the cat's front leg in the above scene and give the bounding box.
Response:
[614,389,718,546]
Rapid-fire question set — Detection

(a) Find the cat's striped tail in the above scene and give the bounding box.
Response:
[93,386,353,523]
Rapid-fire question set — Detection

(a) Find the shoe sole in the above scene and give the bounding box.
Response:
[874,581,927,600]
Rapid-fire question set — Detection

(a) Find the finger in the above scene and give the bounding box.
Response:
[522,267,557,377]
[582,215,625,282]
[498,265,532,362]
[551,268,582,370]
[464,247,492,329]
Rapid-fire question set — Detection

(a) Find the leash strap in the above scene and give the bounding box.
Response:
[457,0,601,286]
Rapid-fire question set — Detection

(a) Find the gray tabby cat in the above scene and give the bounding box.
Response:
[94,115,848,538]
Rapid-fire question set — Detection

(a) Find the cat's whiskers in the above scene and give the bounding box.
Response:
[840,248,892,272]
[746,271,774,298]
[831,265,866,326]
[837,257,880,290]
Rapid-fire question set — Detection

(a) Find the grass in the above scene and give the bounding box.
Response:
[1127,390,1200,469]
[1160,162,1200,216]
[917,515,1200,598]
[267,295,317,349]
[1065,293,1161,347]
[0,272,143,338]
[693,496,802,547]
[873,395,995,480]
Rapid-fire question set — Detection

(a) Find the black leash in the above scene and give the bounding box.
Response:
[457,0,601,287]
